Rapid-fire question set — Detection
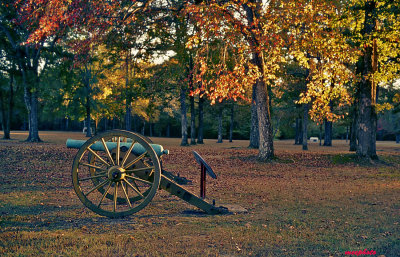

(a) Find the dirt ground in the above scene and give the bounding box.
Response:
[0,131,399,256]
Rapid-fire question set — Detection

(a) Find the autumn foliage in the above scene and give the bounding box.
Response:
[5,0,400,159]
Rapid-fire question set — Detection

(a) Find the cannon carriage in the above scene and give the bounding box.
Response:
[67,130,234,218]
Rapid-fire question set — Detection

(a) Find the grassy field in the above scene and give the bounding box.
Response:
[0,131,399,256]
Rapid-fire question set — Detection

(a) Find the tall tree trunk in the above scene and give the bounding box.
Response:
[125,52,132,131]
[356,1,378,159]
[294,117,302,145]
[180,86,189,146]
[229,102,234,142]
[0,89,7,138]
[103,118,107,131]
[302,103,309,151]
[149,123,153,137]
[255,75,274,159]
[94,119,98,135]
[166,123,171,137]
[6,75,14,139]
[217,107,223,143]
[350,105,357,151]
[197,93,204,144]
[188,55,196,145]
[0,75,14,139]
[22,68,41,142]
[133,115,138,132]
[85,94,92,137]
[141,120,145,135]
[24,85,41,142]
[319,124,323,146]
[17,46,43,142]
[190,94,196,145]
[125,105,132,131]
[324,120,332,146]
[244,3,273,159]
[249,84,259,148]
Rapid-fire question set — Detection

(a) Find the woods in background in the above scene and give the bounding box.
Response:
[0,0,399,161]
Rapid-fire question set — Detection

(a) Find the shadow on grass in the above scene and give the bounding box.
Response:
[330,153,399,166]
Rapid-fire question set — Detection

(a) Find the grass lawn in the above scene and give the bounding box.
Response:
[0,131,399,256]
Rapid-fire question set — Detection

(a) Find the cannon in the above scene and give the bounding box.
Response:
[66,130,233,218]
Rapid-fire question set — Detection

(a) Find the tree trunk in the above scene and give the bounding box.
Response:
[244,3,273,160]
[149,123,153,137]
[396,134,400,144]
[190,94,196,145]
[180,86,189,146]
[112,117,117,129]
[324,120,332,146]
[302,103,309,150]
[65,117,69,131]
[85,94,92,137]
[24,85,41,142]
[133,115,138,132]
[141,120,145,135]
[254,63,274,159]
[125,105,132,131]
[0,89,8,139]
[0,75,14,139]
[249,84,259,148]
[94,119,98,135]
[103,118,107,131]
[125,53,132,131]
[217,107,223,143]
[229,103,234,142]
[6,76,14,139]
[294,117,302,145]
[166,123,171,137]
[197,94,204,144]
[355,1,378,159]
[319,124,323,146]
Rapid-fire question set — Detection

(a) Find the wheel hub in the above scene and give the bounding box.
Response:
[108,166,126,181]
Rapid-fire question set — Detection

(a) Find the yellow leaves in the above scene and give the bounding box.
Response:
[292,51,310,69]
[375,103,393,113]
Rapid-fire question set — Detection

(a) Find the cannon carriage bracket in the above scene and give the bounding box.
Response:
[66,130,246,218]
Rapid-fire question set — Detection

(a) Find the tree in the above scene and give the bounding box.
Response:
[326,0,400,158]
[1,0,59,141]
[187,0,288,160]
[249,85,259,148]
[0,73,14,139]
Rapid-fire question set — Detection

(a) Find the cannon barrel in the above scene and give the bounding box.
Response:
[66,139,169,157]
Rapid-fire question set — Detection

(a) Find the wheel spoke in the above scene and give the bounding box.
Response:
[98,181,112,207]
[116,137,120,166]
[123,178,145,198]
[79,162,107,171]
[125,166,154,174]
[87,147,110,167]
[85,179,109,196]
[101,138,115,166]
[121,182,132,208]
[125,174,153,185]
[79,173,107,182]
[121,141,136,167]
[124,152,147,169]
[113,182,118,212]
[131,180,141,192]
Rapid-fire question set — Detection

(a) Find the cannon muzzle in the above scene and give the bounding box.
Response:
[66,139,169,157]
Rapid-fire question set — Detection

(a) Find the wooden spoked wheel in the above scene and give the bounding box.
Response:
[72,130,161,218]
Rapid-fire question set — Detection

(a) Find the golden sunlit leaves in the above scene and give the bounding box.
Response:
[19,0,400,124]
